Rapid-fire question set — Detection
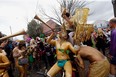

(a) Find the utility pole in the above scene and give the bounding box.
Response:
[10,26,13,40]
[112,0,116,17]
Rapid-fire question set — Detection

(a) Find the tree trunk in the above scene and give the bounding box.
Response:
[112,0,116,17]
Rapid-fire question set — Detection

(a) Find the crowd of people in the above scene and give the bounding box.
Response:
[0,36,57,77]
[0,9,116,77]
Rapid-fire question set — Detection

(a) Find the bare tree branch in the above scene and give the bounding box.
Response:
[36,0,92,25]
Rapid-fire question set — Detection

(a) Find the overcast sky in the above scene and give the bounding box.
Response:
[0,0,114,40]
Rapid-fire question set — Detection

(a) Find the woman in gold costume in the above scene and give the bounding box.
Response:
[46,29,79,77]
[0,40,10,77]
[13,41,28,77]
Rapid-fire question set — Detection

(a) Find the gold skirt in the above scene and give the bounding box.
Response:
[88,58,110,77]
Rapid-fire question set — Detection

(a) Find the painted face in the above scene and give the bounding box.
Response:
[59,31,68,39]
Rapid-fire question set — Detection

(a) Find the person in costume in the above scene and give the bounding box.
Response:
[95,28,107,55]
[75,46,110,77]
[13,41,28,77]
[0,40,10,77]
[62,9,74,32]
[108,18,116,77]
[46,28,79,77]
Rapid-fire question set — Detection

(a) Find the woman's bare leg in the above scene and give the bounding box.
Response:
[64,61,72,77]
[47,63,62,77]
